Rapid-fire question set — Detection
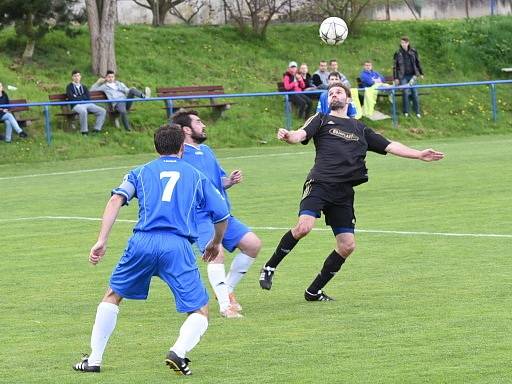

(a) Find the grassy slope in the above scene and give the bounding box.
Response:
[0,17,511,163]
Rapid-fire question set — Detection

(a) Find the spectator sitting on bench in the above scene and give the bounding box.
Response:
[283,61,313,120]
[329,59,351,88]
[0,82,28,143]
[91,70,151,131]
[311,60,329,90]
[316,72,357,118]
[66,69,106,135]
[359,60,386,88]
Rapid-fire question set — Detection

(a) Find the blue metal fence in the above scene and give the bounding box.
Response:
[1,79,511,145]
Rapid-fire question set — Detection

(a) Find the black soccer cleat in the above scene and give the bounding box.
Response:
[304,289,334,302]
[259,266,275,290]
[73,355,100,373]
[165,350,192,376]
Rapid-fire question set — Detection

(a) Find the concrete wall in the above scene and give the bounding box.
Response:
[82,0,512,25]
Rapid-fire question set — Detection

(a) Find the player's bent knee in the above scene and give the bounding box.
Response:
[293,223,313,239]
[193,305,209,318]
[339,242,355,258]
[102,288,123,305]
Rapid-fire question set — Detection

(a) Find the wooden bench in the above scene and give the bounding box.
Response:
[156,85,233,118]
[0,99,39,128]
[48,91,121,130]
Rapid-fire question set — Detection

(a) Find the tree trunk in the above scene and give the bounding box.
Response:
[385,0,390,20]
[86,0,117,76]
[22,39,36,63]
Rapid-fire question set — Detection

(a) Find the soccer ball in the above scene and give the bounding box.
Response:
[319,17,349,45]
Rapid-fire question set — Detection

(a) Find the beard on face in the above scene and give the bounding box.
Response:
[330,100,346,111]
[191,130,207,144]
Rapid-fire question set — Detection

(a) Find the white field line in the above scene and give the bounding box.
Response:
[0,151,312,181]
[1,216,511,239]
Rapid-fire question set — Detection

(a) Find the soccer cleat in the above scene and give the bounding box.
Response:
[165,350,192,376]
[304,289,334,302]
[220,305,243,318]
[73,355,100,373]
[259,266,275,290]
[228,292,242,312]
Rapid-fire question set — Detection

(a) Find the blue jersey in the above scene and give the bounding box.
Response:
[112,155,229,241]
[182,143,231,212]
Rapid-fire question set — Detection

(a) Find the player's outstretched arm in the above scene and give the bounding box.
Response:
[202,219,228,262]
[277,128,307,144]
[89,194,125,265]
[385,141,444,162]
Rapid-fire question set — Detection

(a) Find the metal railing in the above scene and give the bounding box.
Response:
[1,79,511,144]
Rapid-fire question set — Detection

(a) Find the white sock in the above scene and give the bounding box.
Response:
[88,302,119,366]
[226,253,255,293]
[207,263,230,311]
[171,313,208,358]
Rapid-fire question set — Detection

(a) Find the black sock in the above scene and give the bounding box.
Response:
[265,230,299,269]
[307,250,345,294]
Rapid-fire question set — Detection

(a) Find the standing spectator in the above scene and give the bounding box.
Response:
[283,61,313,120]
[66,70,106,135]
[311,60,330,89]
[329,59,351,88]
[73,124,229,376]
[0,82,28,143]
[393,36,424,117]
[91,70,151,131]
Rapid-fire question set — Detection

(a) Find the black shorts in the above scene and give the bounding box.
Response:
[299,179,356,232]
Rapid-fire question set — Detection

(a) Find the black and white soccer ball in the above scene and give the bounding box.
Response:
[319,17,349,45]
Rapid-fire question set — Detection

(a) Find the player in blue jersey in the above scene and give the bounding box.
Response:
[172,110,262,318]
[73,124,229,376]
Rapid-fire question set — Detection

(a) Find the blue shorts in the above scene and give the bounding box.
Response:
[196,214,250,253]
[110,231,209,313]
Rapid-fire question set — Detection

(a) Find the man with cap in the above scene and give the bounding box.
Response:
[282,61,313,120]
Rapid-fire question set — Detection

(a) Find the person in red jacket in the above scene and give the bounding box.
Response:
[282,61,312,120]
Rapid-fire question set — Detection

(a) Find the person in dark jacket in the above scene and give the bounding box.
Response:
[393,36,424,117]
[66,70,106,135]
[0,82,27,143]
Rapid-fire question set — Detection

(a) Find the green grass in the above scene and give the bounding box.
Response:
[1,135,512,383]
[0,17,512,163]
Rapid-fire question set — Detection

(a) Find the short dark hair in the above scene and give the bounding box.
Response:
[154,123,184,155]
[400,36,410,42]
[171,109,199,129]
[328,82,351,98]
[329,59,338,64]
[328,72,340,79]
[363,60,372,65]
[71,69,80,76]
[105,70,115,76]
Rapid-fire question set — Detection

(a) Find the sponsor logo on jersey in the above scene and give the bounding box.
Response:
[329,128,359,141]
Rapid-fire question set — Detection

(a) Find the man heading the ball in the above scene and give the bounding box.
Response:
[259,82,444,300]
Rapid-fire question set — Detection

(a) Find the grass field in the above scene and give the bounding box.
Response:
[1,135,512,383]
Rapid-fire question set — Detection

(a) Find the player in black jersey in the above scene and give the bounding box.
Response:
[259,82,444,301]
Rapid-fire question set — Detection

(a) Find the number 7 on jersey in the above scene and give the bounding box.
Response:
[160,171,181,202]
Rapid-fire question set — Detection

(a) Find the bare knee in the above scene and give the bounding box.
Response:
[102,288,123,305]
[193,304,209,318]
[338,241,355,258]
[292,221,313,239]
[238,232,262,257]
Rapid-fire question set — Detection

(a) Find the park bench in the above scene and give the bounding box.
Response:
[48,91,123,130]
[156,85,233,118]
[357,75,430,104]
[0,99,39,128]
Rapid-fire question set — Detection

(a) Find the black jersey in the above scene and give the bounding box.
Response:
[301,113,391,185]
